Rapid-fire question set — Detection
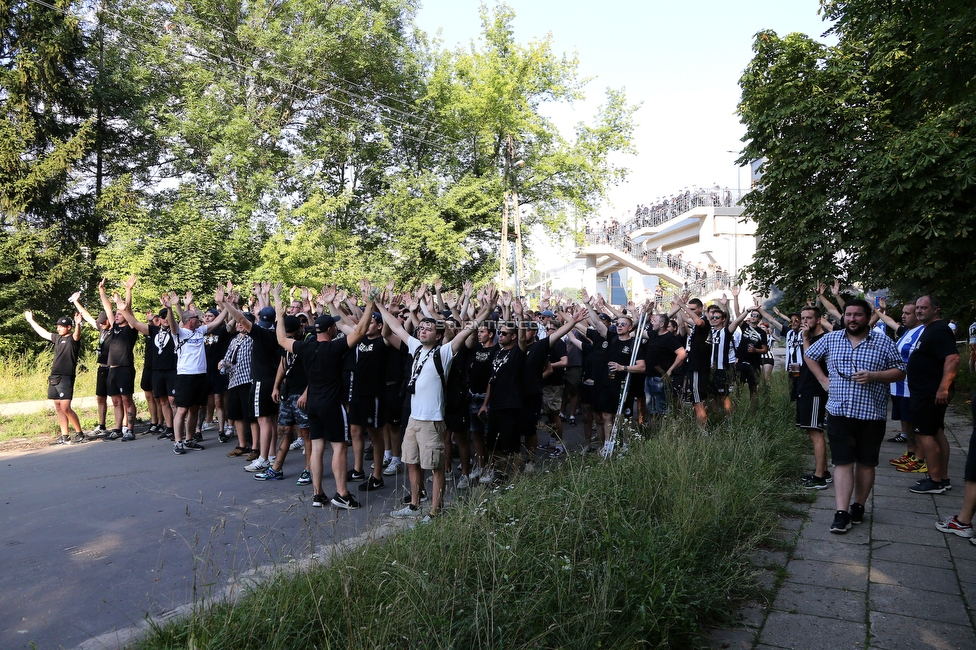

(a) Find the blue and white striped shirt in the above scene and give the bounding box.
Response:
[890,325,923,398]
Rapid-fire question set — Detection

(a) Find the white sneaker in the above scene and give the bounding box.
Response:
[383,458,403,476]
[289,438,305,450]
[456,474,470,490]
[244,458,269,472]
[479,469,496,485]
[524,461,538,474]
[203,420,217,431]
[391,504,421,518]
[469,466,483,480]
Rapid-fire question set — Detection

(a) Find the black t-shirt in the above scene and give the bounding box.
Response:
[446,343,470,405]
[586,328,609,382]
[280,336,311,398]
[488,345,524,409]
[247,326,281,382]
[351,335,389,398]
[736,324,767,366]
[907,320,958,398]
[602,333,643,385]
[106,324,138,367]
[51,333,81,376]
[797,331,828,397]
[684,322,711,373]
[204,327,233,374]
[147,324,178,371]
[385,342,409,387]
[521,339,550,397]
[95,327,111,365]
[294,337,350,408]
[544,338,568,386]
[468,343,497,393]
[643,331,683,378]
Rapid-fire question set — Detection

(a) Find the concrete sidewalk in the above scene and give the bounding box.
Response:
[709,405,976,650]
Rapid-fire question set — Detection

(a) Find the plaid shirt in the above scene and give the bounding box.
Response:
[223,334,254,389]
[805,328,905,421]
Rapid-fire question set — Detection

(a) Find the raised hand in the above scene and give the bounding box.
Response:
[183,291,194,308]
[814,281,827,296]
[113,292,125,309]
[433,278,443,293]
[831,279,841,296]
[68,291,81,304]
[321,284,336,305]
[74,311,82,326]
[97,277,106,291]
[718,293,729,308]
[730,285,740,298]
[215,284,225,304]
[124,274,137,290]
[270,281,283,303]
[500,290,512,308]
[24,310,33,321]
[462,279,473,297]
[160,292,171,308]
[336,288,348,304]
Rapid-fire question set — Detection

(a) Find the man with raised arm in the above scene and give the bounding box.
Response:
[272,282,373,510]
[381,283,495,519]
[164,287,229,454]
[805,298,906,533]
[25,308,85,444]
[70,284,113,437]
[99,278,139,440]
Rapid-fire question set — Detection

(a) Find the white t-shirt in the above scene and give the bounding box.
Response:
[406,337,454,421]
[176,327,208,375]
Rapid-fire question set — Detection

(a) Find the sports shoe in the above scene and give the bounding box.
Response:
[364,446,374,461]
[402,488,428,504]
[910,477,947,494]
[120,430,136,442]
[254,467,284,481]
[51,434,70,446]
[849,502,865,525]
[888,432,908,443]
[802,475,829,490]
[72,432,88,444]
[192,431,203,443]
[244,458,270,472]
[104,429,122,441]
[897,459,928,473]
[382,458,403,476]
[420,510,440,524]
[312,493,327,508]
[391,504,421,518]
[830,510,852,534]
[479,469,496,485]
[289,437,304,450]
[568,416,576,426]
[218,432,231,443]
[357,476,385,492]
[202,420,217,431]
[173,442,186,455]
[296,469,312,486]
[227,446,248,457]
[524,461,539,474]
[890,452,914,466]
[824,469,832,483]
[331,492,361,510]
[935,516,974,538]
[346,469,366,482]
[942,479,952,490]
[246,450,260,462]
[456,474,470,490]
[87,425,107,439]
[157,428,173,440]
[147,424,159,434]
[548,446,566,459]
[469,466,483,481]
[183,439,204,451]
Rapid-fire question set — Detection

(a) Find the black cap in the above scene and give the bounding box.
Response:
[56,316,73,327]
[283,315,302,333]
[315,314,339,333]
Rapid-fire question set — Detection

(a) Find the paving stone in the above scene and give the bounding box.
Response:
[870,541,954,569]
[758,611,865,650]
[872,522,949,547]
[870,559,960,593]
[873,508,949,529]
[952,555,976,585]
[771,582,865,622]
[869,583,971,626]
[777,516,805,531]
[702,626,755,649]
[799,519,872,545]
[869,610,976,650]
[792,537,870,565]
[959,580,976,609]
[785,558,868,592]
[873,495,936,515]
[750,549,789,569]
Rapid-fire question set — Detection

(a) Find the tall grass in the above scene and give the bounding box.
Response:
[135,379,805,650]
[0,349,106,404]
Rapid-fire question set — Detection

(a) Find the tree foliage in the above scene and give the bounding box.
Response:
[739,0,976,315]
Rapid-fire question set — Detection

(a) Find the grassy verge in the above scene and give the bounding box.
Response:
[0,407,103,442]
[0,349,106,404]
[134,378,806,650]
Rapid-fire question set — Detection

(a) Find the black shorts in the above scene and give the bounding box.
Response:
[174,373,210,408]
[225,384,253,422]
[910,396,949,437]
[596,383,623,414]
[578,381,598,406]
[444,392,470,433]
[348,395,383,428]
[563,367,582,396]
[107,366,135,396]
[687,370,706,403]
[736,362,757,388]
[152,369,178,400]
[95,365,109,398]
[965,394,976,482]
[384,383,404,427]
[487,407,520,456]
[308,402,350,443]
[140,365,152,392]
[708,369,730,397]
[48,374,75,400]
[826,415,885,467]
[796,392,826,430]
[519,396,542,438]
[208,371,229,395]
[890,395,911,422]
[468,392,487,434]
[250,379,278,418]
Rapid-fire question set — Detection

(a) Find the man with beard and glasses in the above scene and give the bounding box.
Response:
[805,298,905,533]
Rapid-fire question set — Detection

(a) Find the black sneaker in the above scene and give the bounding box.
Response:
[849,502,865,525]
[910,477,947,494]
[87,425,108,440]
[173,442,186,455]
[218,433,230,444]
[364,446,374,461]
[830,510,852,534]
[802,475,828,490]
[402,488,428,504]
[183,439,205,451]
[192,432,203,442]
[357,476,385,492]
[331,492,361,510]
[824,469,832,483]
[346,469,366,482]
[72,433,88,444]
[941,479,952,491]
[158,428,173,440]
[312,493,327,508]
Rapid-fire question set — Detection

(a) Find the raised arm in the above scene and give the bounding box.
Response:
[69,291,98,328]
[119,304,151,336]
[98,277,114,323]
[24,311,53,341]
[271,283,296,354]
[451,287,496,353]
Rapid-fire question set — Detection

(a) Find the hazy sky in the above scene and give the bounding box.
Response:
[414,0,835,219]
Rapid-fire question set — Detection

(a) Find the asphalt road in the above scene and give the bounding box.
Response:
[0,428,434,650]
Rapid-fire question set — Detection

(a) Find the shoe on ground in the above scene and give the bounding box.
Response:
[420,510,441,524]
[548,446,566,459]
[824,469,832,483]
[802,475,829,490]
[51,434,70,446]
[147,424,159,434]
[244,458,270,472]
[469,466,483,481]
[157,428,172,440]
[910,477,947,494]
[192,432,203,442]
[312,493,327,508]
[391,504,421,518]
[568,416,576,426]
[888,432,908,443]
[890,452,914,466]
[104,429,122,441]
[173,442,186,455]
[830,510,852,534]
[120,431,136,442]
[183,439,205,451]
[88,425,107,439]
[936,516,974,538]
[456,474,470,490]
[346,469,366,482]
[296,469,312,486]
[364,446,374,461]
[331,492,361,510]
[246,450,260,462]
[479,469,496,485]
[72,433,88,444]
[898,459,928,473]
[227,446,248,457]
[402,488,428,504]
[254,467,283,481]
[203,420,217,431]
[382,459,403,476]
[289,438,304,450]
[849,502,865,525]
[357,476,385,492]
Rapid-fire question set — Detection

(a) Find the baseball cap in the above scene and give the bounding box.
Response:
[56,316,73,327]
[256,306,276,329]
[541,310,555,318]
[283,315,302,333]
[96,311,108,326]
[243,312,256,324]
[315,314,339,333]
